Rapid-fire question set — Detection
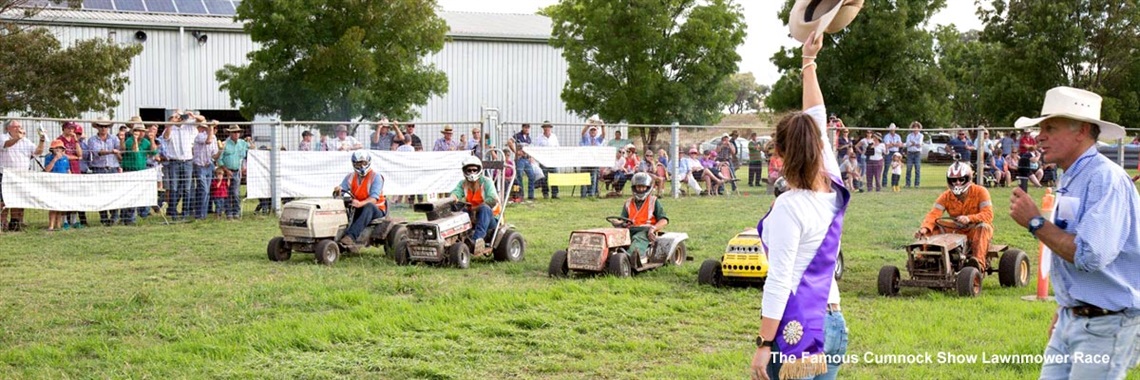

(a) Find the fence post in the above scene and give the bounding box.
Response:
[671,122,680,199]
[1118,138,1125,167]
[270,121,281,214]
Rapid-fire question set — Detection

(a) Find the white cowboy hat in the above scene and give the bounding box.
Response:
[1014,86,1125,141]
[788,0,865,43]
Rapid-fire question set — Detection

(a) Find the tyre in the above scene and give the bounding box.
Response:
[391,238,410,266]
[448,243,470,269]
[267,236,291,262]
[697,259,723,287]
[385,225,407,255]
[956,266,983,297]
[493,230,526,262]
[998,249,1030,287]
[606,251,632,277]
[834,250,845,280]
[670,241,688,266]
[877,265,900,296]
[548,250,569,278]
[315,239,339,266]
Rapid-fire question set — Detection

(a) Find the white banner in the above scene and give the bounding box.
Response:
[245,150,471,198]
[525,146,617,168]
[1,169,158,211]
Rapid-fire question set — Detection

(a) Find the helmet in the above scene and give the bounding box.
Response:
[946,162,973,195]
[462,156,483,182]
[773,177,790,197]
[631,172,653,200]
[351,150,371,176]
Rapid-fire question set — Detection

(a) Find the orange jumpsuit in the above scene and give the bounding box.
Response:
[920,184,994,270]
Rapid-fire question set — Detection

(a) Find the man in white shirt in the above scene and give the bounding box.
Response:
[328,124,362,151]
[881,123,903,187]
[532,122,561,198]
[1,120,45,231]
[162,110,203,220]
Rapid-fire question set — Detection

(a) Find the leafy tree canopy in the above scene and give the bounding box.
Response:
[1,0,142,118]
[217,0,449,122]
[543,0,747,146]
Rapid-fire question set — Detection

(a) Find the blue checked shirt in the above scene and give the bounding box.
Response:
[1051,145,1140,313]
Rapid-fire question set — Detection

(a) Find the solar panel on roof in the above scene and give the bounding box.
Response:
[173,0,206,14]
[202,0,234,15]
[143,0,176,13]
[83,0,115,10]
[114,0,145,11]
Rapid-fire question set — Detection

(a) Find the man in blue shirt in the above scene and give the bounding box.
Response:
[1009,86,1140,380]
[904,122,924,187]
[579,122,605,197]
[881,123,902,187]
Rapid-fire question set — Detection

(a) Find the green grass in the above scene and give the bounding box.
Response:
[1,166,1139,379]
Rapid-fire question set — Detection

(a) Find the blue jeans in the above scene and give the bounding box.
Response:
[346,203,385,241]
[472,204,498,241]
[211,198,225,215]
[857,155,867,184]
[767,310,849,380]
[905,151,921,187]
[514,157,536,199]
[581,169,599,197]
[90,167,120,224]
[192,165,213,219]
[166,160,192,218]
[1039,309,1140,380]
[226,168,242,217]
[882,151,897,186]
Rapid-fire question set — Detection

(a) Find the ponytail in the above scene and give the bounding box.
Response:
[774,112,826,191]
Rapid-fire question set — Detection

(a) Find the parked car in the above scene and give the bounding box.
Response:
[699,136,770,163]
[924,132,954,163]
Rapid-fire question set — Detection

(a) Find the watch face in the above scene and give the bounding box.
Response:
[1031,218,1043,228]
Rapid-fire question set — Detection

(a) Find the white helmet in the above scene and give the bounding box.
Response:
[462,156,483,182]
[351,151,371,176]
[947,162,973,195]
[631,172,653,201]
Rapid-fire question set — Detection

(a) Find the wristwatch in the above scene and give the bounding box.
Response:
[1028,216,1046,236]
[755,335,773,348]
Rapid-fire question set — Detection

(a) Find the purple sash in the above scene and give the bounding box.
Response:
[757,174,850,359]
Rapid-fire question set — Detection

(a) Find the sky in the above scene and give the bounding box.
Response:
[435,0,991,85]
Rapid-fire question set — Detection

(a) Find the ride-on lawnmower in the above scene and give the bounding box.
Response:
[401,197,525,268]
[268,194,406,265]
[401,151,525,268]
[878,217,1030,297]
[697,228,844,287]
[548,216,690,277]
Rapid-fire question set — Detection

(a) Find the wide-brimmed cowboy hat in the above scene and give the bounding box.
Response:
[225,125,243,133]
[93,117,113,128]
[789,0,865,43]
[1014,86,1125,141]
[442,125,454,133]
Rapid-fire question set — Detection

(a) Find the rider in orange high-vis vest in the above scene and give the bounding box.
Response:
[334,151,386,247]
[915,161,995,270]
[614,173,668,258]
[450,156,500,251]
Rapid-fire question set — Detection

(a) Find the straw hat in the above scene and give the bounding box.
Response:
[788,0,865,43]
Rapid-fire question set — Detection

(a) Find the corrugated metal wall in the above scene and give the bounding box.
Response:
[33,25,585,130]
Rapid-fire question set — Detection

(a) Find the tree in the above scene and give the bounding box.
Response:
[543,0,747,148]
[978,0,1140,131]
[766,0,952,130]
[724,72,760,114]
[934,27,1001,129]
[0,0,142,117]
[216,0,449,123]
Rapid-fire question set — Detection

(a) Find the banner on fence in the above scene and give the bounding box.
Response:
[245,150,471,198]
[525,146,617,168]
[1,169,158,211]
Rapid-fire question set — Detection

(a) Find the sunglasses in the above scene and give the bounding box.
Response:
[464,168,480,174]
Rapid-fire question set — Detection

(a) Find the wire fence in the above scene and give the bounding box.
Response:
[3,115,1139,232]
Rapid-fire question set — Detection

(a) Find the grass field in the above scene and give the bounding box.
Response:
[2,166,1139,379]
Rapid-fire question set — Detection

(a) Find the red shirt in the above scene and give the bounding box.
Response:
[211,178,229,198]
[1018,135,1037,155]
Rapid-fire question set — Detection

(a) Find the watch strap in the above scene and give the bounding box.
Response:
[756,335,773,348]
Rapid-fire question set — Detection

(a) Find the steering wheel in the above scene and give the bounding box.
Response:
[451,201,471,212]
[606,216,633,228]
[933,216,971,234]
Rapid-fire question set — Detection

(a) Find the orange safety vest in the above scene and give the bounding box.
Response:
[625,196,657,227]
[350,171,387,213]
[464,181,501,216]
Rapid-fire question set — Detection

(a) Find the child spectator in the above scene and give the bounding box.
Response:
[44,140,70,230]
[766,154,783,195]
[890,152,903,192]
[840,151,863,193]
[211,167,229,219]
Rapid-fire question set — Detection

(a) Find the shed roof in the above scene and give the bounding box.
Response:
[2,7,552,41]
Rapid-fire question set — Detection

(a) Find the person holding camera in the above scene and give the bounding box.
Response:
[191,120,220,220]
[163,110,204,220]
[0,120,46,232]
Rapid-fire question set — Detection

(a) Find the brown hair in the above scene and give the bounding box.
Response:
[774,112,826,191]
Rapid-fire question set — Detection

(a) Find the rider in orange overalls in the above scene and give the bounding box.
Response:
[915,161,995,270]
